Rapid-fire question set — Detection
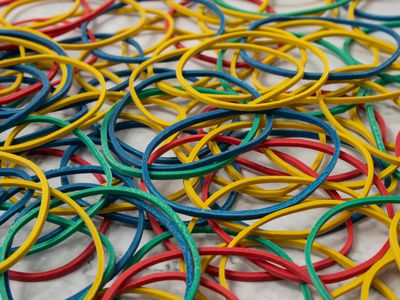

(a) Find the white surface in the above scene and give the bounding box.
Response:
[1,1,400,299]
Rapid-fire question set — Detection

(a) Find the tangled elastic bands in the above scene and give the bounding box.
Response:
[0,1,398,300]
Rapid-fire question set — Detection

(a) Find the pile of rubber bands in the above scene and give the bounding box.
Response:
[0,0,399,299]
